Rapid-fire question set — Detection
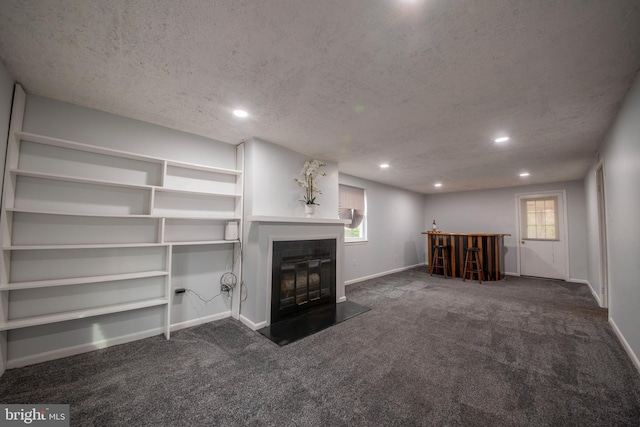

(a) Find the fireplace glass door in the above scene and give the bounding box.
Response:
[272,239,336,322]
[280,258,331,309]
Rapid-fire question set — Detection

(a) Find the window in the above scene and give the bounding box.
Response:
[521,197,558,240]
[339,184,366,242]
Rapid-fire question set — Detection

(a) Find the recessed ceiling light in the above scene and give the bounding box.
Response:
[519,172,530,177]
[494,136,510,143]
[434,183,442,187]
[233,109,248,118]
[380,163,390,168]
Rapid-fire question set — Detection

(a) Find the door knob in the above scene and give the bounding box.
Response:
[521,240,525,244]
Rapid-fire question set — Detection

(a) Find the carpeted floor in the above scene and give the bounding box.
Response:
[1,267,639,426]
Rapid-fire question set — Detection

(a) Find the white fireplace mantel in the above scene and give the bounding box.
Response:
[246,215,349,225]
[240,215,347,331]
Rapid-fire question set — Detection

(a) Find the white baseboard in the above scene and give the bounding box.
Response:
[170,311,231,333]
[6,327,165,370]
[567,278,589,285]
[337,296,347,303]
[239,315,267,331]
[504,271,519,276]
[573,279,601,306]
[609,318,640,374]
[564,278,603,306]
[345,263,425,286]
[589,288,602,306]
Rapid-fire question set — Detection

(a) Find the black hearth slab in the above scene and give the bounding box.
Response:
[257,301,370,346]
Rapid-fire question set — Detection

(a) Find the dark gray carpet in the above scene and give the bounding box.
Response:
[1,267,639,426]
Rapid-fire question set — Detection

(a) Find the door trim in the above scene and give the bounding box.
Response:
[515,190,570,280]
[596,162,609,308]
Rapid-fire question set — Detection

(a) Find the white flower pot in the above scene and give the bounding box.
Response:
[304,204,315,217]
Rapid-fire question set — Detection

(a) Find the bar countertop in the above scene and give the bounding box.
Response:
[422,231,511,237]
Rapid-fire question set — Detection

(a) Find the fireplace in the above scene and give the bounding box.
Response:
[271,239,336,323]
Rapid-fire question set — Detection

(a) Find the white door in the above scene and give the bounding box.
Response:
[517,192,568,280]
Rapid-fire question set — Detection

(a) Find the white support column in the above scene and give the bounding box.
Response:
[164,245,172,339]
[231,142,244,319]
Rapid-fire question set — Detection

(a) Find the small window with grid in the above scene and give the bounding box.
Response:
[521,197,558,240]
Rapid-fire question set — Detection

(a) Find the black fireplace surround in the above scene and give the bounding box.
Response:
[271,239,336,323]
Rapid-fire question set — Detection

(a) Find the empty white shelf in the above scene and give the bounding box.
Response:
[161,215,241,220]
[11,169,154,190]
[168,240,240,246]
[4,243,167,250]
[0,298,169,331]
[16,131,242,176]
[154,187,242,198]
[16,131,165,164]
[1,270,169,291]
[165,160,242,175]
[6,208,154,218]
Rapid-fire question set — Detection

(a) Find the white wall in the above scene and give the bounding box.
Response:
[8,95,239,365]
[424,181,588,280]
[585,70,640,368]
[339,174,426,284]
[0,61,14,204]
[244,137,339,219]
[23,95,236,168]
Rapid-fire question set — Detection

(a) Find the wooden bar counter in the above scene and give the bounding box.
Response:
[422,232,510,281]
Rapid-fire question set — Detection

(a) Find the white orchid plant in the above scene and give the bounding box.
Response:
[295,159,326,205]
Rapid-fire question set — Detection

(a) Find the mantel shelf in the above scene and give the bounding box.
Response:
[246,215,349,225]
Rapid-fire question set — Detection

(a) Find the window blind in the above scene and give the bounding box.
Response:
[339,184,365,229]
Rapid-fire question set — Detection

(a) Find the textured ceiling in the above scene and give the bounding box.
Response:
[0,0,639,194]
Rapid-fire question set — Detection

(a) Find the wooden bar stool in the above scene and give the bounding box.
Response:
[463,247,484,283]
[430,244,450,278]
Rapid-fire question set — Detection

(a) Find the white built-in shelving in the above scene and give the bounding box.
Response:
[0,86,244,373]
